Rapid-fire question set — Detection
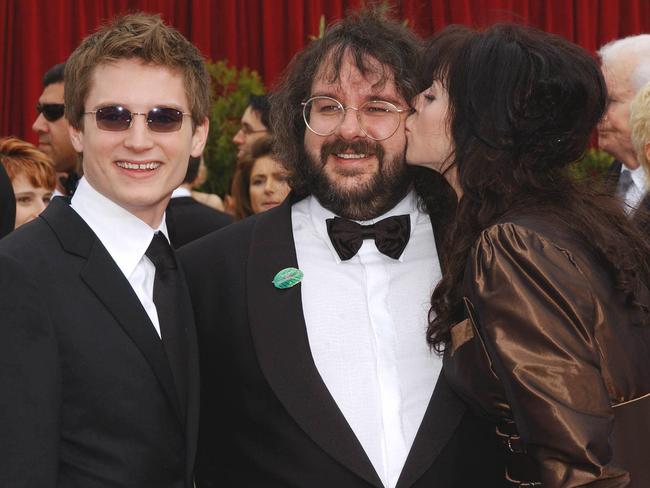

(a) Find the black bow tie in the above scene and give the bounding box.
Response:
[326,214,411,261]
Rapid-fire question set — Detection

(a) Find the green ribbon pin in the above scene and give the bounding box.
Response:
[272,267,304,289]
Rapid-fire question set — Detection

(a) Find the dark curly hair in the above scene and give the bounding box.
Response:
[427,24,650,351]
[270,6,422,197]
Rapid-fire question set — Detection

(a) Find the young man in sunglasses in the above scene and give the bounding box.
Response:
[32,62,80,196]
[180,9,502,488]
[0,13,208,488]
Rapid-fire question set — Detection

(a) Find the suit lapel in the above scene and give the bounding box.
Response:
[395,374,466,488]
[247,197,383,488]
[41,199,184,424]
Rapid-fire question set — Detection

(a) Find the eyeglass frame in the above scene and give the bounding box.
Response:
[301,95,412,141]
[36,102,66,122]
[83,105,192,133]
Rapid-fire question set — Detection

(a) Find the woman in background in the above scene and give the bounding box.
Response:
[231,136,290,220]
[406,24,650,486]
[0,137,56,229]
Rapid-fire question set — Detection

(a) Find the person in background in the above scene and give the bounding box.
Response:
[232,94,271,161]
[190,155,226,211]
[0,136,56,229]
[230,136,290,220]
[0,161,15,238]
[407,23,650,486]
[598,34,650,213]
[630,81,650,229]
[166,155,233,248]
[32,62,80,196]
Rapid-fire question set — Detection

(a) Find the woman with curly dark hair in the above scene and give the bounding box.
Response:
[406,24,650,487]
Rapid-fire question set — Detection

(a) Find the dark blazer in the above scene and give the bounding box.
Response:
[166,196,232,249]
[179,197,505,488]
[0,198,199,488]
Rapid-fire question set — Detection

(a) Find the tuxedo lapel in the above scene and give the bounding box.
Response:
[41,199,184,424]
[395,375,466,488]
[247,198,383,488]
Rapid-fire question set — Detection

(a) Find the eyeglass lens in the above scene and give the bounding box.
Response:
[303,96,402,140]
[36,103,65,122]
[92,106,187,132]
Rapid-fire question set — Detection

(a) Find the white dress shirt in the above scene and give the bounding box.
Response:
[620,165,647,214]
[70,177,168,337]
[292,191,443,488]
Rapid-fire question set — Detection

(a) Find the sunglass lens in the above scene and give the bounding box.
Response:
[147,107,184,132]
[37,103,65,122]
[95,106,132,131]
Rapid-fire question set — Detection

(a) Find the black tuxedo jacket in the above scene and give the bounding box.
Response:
[179,196,505,488]
[166,196,232,249]
[0,198,199,488]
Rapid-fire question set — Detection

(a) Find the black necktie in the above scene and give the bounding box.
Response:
[145,232,188,415]
[326,215,411,261]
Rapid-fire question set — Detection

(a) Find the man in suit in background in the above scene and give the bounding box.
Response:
[181,9,501,488]
[32,62,80,196]
[232,94,271,162]
[0,13,209,487]
[167,155,232,248]
[598,35,650,213]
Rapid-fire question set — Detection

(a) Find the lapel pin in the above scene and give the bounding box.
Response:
[272,267,304,289]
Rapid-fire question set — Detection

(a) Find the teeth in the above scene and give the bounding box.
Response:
[336,153,367,159]
[116,161,161,170]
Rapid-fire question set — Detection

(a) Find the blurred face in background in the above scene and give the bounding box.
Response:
[248,155,290,213]
[12,171,53,228]
[233,106,268,161]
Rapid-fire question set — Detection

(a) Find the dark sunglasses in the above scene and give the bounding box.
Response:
[84,105,191,133]
[36,103,65,122]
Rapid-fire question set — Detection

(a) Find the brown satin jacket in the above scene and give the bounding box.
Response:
[444,215,650,487]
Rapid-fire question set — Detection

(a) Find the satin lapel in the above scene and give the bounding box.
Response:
[395,374,466,488]
[41,199,184,424]
[247,198,383,488]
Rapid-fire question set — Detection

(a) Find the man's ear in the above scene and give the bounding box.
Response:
[190,117,209,158]
[69,124,85,153]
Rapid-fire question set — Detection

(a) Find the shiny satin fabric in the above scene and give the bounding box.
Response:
[444,216,650,487]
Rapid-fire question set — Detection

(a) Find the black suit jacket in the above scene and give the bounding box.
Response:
[166,196,232,249]
[179,196,505,488]
[0,198,199,488]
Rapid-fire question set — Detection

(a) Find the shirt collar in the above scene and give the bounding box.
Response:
[626,164,647,191]
[171,186,192,198]
[309,189,421,264]
[70,177,169,278]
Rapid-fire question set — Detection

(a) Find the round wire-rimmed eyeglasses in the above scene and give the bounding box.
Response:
[301,95,412,141]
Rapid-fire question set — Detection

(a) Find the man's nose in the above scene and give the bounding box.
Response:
[336,107,364,140]
[32,113,48,133]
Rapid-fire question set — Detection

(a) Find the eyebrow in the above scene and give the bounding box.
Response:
[310,91,404,106]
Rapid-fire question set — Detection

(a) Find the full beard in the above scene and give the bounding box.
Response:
[299,138,412,221]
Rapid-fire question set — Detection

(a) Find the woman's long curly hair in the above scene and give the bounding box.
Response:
[426,24,650,351]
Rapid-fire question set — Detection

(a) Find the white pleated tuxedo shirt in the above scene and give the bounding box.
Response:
[292,191,443,488]
[71,177,169,338]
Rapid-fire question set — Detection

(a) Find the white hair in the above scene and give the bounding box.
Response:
[599,34,650,92]
[630,81,650,169]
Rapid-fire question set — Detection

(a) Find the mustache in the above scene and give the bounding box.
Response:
[319,138,385,167]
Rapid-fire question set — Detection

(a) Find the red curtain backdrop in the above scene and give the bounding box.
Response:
[1,0,649,144]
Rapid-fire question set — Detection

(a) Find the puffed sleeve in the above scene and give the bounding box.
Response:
[466,223,629,487]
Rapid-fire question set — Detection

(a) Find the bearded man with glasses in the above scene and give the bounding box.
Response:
[32,62,80,196]
[0,13,208,488]
[180,9,503,488]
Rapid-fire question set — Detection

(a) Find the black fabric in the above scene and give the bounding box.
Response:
[326,214,410,261]
[59,171,80,197]
[146,232,188,418]
[166,196,232,249]
[0,163,15,238]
